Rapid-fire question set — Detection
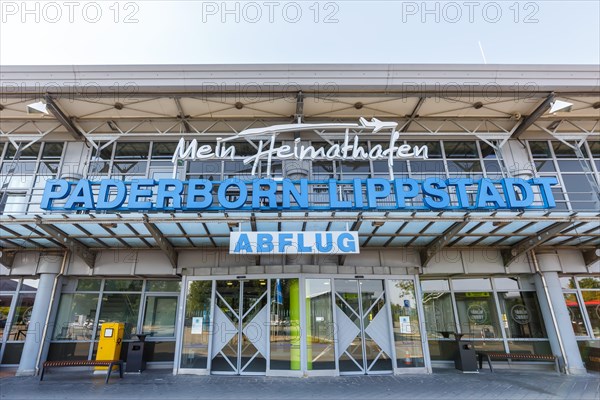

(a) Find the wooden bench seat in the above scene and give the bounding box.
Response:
[476,351,562,374]
[40,360,123,383]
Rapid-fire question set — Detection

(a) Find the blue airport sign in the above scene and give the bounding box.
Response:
[41,177,558,212]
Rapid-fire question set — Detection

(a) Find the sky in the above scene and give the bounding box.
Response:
[0,1,599,65]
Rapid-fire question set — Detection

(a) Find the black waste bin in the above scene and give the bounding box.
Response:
[452,334,478,373]
[125,334,149,373]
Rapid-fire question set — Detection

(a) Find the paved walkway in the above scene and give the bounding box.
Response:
[1,368,598,400]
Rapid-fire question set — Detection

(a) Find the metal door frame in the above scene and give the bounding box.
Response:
[210,278,269,375]
[333,278,393,375]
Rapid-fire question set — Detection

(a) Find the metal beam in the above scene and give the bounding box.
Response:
[420,220,469,267]
[401,97,425,133]
[294,91,304,123]
[43,94,86,141]
[34,218,96,268]
[173,97,193,132]
[0,250,16,268]
[511,93,555,139]
[501,221,574,267]
[143,216,178,269]
[582,248,600,268]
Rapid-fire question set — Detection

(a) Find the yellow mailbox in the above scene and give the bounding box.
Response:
[95,322,124,370]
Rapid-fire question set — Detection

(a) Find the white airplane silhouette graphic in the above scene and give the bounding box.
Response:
[359,117,398,133]
[221,118,398,142]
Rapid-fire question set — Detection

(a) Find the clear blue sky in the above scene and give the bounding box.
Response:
[1,1,599,64]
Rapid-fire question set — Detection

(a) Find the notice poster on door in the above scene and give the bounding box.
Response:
[399,316,412,334]
[191,317,203,334]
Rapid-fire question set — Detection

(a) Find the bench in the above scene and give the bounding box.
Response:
[476,351,562,374]
[40,360,123,383]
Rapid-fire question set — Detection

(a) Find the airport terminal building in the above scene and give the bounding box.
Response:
[0,64,598,377]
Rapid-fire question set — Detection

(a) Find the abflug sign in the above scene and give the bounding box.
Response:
[40,118,559,212]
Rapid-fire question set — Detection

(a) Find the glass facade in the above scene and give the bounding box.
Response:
[421,277,551,361]
[49,279,180,363]
[0,278,38,365]
[560,275,600,370]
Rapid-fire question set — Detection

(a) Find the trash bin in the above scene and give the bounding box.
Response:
[452,334,478,373]
[125,334,149,373]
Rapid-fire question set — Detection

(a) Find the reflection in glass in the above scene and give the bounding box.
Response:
[422,292,456,338]
[580,291,599,336]
[52,293,99,340]
[146,280,181,292]
[142,296,178,337]
[507,340,552,355]
[455,292,501,339]
[388,280,424,368]
[96,294,141,339]
[498,292,546,339]
[0,295,12,340]
[270,279,301,370]
[305,279,335,370]
[180,280,212,369]
[8,293,36,341]
[103,280,143,292]
[564,293,589,336]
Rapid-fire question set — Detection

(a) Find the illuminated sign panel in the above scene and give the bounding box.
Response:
[41,177,558,212]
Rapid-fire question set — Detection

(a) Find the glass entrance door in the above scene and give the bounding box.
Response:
[211,280,268,375]
[334,279,393,374]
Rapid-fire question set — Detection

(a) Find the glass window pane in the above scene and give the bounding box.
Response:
[270,279,301,370]
[389,280,424,368]
[553,141,583,158]
[146,281,181,292]
[455,292,501,339]
[114,142,149,159]
[421,280,449,291]
[408,141,442,158]
[96,294,141,339]
[76,279,102,291]
[588,141,600,158]
[112,161,147,175]
[52,293,99,340]
[47,342,91,361]
[1,342,24,364]
[410,160,446,177]
[20,279,38,291]
[447,160,483,177]
[151,142,178,158]
[479,142,496,159]
[7,293,36,341]
[560,276,578,290]
[142,296,178,337]
[507,340,552,356]
[104,280,143,292]
[187,161,221,181]
[0,279,20,293]
[534,160,556,173]
[6,143,40,159]
[529,141,551,158]
[0,294,13,340]
[42,143,64,158]
[580,291,599,337]
[305,279,335,370]
[422,292,456,338]
[577,277,600,289]
[444,141,478,158]
[180,280,212,369]
[564,293,588,336]
[498,292,547,338]
[452,278,492,291]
